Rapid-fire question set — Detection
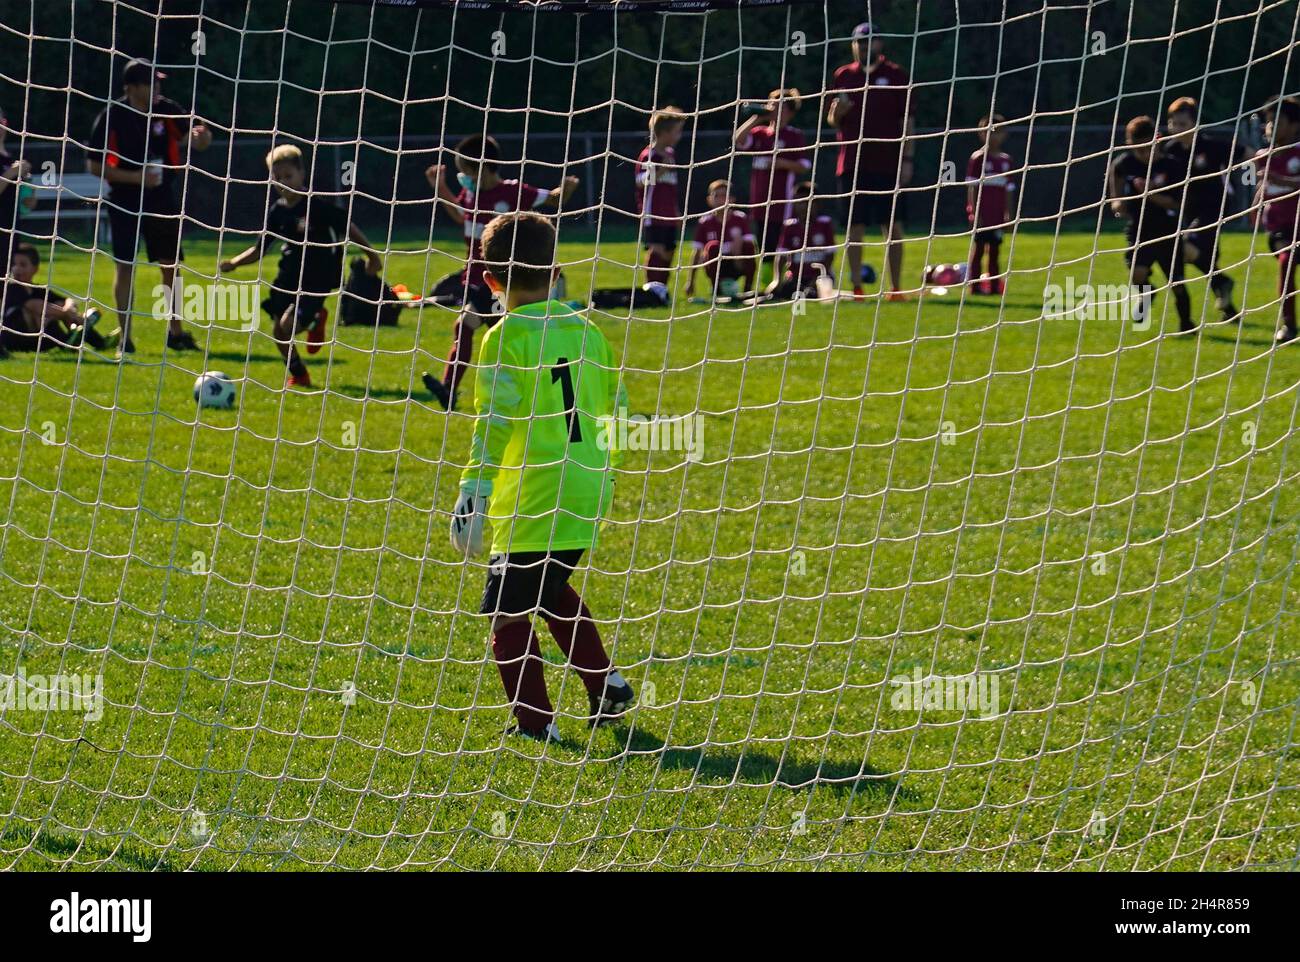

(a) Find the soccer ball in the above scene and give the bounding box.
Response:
[924,263,968,287]
[194,371,236,409]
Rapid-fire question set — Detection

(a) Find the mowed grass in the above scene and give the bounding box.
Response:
[1,226,1298,871]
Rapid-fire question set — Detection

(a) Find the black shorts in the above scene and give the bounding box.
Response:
[759,216,784,254]
[430,272,499,318]
[0,323,40,352]
[973,228,1004,245]
[480,549,585,617]
[1269,231,1300,255]
[771,273,821,301]
[108,206,184,265]
[466,282,498,319]
[641,223,678,252]
[1,290,55,352]
[841,172,906,227]
[1182,223,1219,263]
[1126,225,1182,274]
[262,289,327,329]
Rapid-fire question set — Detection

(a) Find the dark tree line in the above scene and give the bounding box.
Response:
[2,0,1295,143]
[0,0,1294,231]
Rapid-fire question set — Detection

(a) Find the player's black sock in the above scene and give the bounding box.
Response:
[287,353,307,377]
[443,318,474,397]
[968,241,984,283]
[1173,285,1193,331]
[1209,272,1237,314]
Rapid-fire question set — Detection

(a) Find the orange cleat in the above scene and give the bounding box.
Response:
[287,370,313,389]
[852,285,866,300]
[885,290,910,302]
[306,306,329,355]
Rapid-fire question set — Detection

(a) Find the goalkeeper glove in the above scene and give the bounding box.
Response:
[450,479,491,555]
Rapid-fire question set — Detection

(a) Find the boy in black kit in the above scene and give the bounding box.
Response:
[1109,116,1193,333]
[1164,96,1241,323]
[220,145,382,388]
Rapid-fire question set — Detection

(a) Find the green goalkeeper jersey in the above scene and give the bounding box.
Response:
[460,299,627,554]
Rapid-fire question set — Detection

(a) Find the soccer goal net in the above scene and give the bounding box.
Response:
[0,0,1297,871]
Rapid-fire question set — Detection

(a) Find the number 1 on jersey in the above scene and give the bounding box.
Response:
[550,357,582,443]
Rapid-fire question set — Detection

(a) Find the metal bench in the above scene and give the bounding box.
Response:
[23,172,111,247]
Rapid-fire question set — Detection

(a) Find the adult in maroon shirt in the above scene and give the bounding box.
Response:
[826,22,914,299]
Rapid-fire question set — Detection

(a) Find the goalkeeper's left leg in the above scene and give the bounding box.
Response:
[541,584,634,726]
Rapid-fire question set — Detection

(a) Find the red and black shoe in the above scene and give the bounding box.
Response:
[306,306,329,355]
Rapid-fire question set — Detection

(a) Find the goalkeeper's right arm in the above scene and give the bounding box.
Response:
[459,334,521,498]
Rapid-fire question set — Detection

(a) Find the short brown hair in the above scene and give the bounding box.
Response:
[11,242,38,268]
[479,211,556,291]
[1264,96,1300,126]
[650,106,686,137]
[454,133,501,174]
[766,87,802,114]
[1125,115,1156,144]
[1167,96,1197,120]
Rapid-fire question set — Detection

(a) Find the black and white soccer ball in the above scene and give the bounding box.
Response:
[194,370,236,409]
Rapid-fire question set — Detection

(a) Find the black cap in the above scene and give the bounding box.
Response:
[122,59,166,86]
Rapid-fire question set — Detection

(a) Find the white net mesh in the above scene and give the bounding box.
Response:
[0,0,1298,870]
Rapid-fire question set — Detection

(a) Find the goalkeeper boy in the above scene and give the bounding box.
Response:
[451,210,634,741]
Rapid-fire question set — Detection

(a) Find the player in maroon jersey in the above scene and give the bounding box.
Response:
[635,107,687,291]
[1252,97,1300,343]
[826,22,913,300]
[764,181,837,301]
[422,133,579,409]
[733,88,811,283]
[685,179,757,299]
[966,114,1017,295]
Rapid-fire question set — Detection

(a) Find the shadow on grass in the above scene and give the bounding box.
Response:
[18,348,319,366]
[332,384,416,400]
[201,349,325,365]
[1202,331,1279,348]
[927,297,1048,312]
[0,825,180,871]
[613,727,916,803]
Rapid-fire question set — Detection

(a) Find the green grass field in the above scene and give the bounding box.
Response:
[1,227,1297,870]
